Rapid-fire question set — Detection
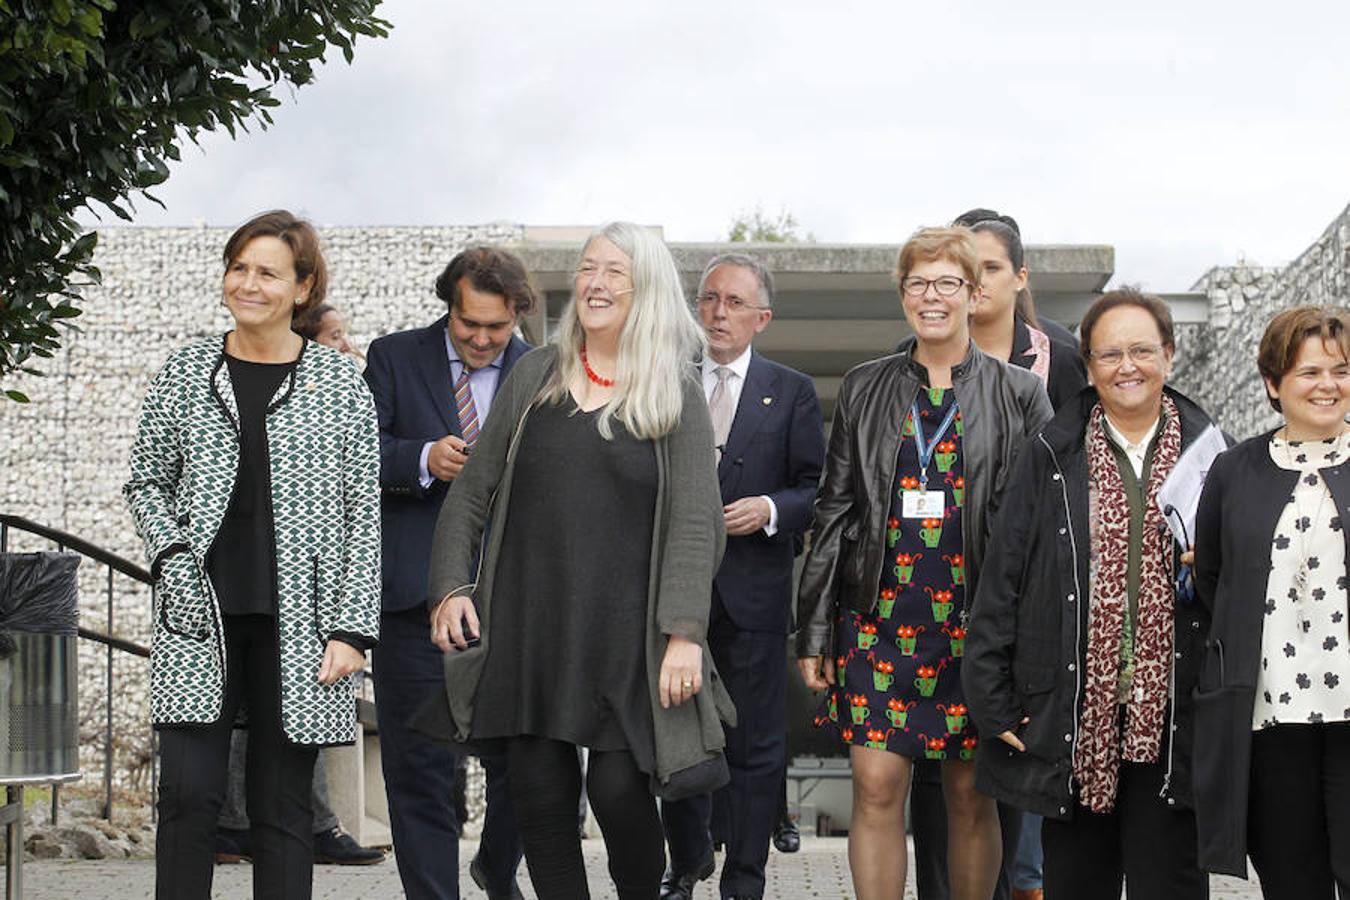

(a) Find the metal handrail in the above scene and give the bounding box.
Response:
[0,513,154,824]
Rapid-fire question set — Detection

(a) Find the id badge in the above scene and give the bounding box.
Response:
[901,490,945,519]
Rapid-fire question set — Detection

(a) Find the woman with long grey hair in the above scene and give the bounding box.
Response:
[421,222,735,898]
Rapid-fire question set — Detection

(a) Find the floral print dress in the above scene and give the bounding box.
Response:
[816,386,977,761]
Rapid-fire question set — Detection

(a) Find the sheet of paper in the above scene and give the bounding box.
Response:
[1156,423,1228,548]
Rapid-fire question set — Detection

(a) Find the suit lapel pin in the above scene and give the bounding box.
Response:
[762,396,773,405]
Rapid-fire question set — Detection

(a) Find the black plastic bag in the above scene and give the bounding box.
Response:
[0,551,80,659]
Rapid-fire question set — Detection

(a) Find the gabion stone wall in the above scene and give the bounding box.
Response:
[0,223,522,791]
[1171,204,1350,441]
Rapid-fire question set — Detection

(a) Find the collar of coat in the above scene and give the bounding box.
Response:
[1038,384,1221,457]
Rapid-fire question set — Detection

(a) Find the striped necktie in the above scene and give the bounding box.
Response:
[454,366,480,447]
[709,365,734,462]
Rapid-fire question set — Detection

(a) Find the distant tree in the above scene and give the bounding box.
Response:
[0,1,390,400]
[727,206,812,243]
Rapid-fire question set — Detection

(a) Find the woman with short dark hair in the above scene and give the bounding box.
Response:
[964,287,1221,899]
[125,209,380,899]
[1192,305,1350,897]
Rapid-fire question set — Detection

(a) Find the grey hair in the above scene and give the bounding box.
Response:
[698,252,775,308]
[542,222,706,440]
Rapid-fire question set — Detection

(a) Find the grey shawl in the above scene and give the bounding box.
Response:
[419,346,735,798]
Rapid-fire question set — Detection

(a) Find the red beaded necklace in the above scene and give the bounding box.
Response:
[580,344,615,387]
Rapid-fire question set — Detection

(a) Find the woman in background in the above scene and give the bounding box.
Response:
[293,302,366,369]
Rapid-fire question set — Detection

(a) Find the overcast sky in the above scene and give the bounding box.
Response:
[99,0,1350,291]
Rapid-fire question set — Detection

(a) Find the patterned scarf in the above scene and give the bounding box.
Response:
[1075,394,1182,813]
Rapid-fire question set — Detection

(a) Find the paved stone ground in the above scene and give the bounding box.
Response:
[16,837,1263,898]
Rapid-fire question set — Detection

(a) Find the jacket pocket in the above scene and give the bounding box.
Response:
[156,552,211,640]
[310,554,328,647]
[1013,669,1059,756]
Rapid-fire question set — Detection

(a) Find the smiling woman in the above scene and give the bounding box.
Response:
[1192,306,1350,897]
[422,222,732,898]
[964,287,1223,900]
[796,226,1052,900]
[123,209,380,899]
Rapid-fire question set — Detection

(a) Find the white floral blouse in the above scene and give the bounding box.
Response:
[1254,434,1350,729]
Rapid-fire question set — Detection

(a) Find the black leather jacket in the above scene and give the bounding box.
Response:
[795,344,1054,658]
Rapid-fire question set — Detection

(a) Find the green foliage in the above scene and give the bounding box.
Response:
[0,0,391,399]
[727,206,812,243]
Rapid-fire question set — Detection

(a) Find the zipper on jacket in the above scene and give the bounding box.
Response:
[1039,434,1083,804]
[1160,644,1178,801]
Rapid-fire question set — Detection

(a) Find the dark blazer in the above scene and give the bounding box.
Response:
[1191,432,1350,875]
[363,316,531,612]
[713,352,825,634]
[963,385,1220,819]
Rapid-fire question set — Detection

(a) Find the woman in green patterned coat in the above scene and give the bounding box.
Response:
[124,210,381,900]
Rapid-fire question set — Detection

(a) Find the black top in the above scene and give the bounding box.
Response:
[208,355,293,617]
[472,397,658,756]
[1012,316,1088,413]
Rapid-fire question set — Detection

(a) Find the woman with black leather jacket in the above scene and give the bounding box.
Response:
[796,226,1052,900]
[963,288,1223,900]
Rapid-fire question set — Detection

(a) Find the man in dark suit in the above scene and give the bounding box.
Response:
[661,254,825,900]
[364,246,533,900]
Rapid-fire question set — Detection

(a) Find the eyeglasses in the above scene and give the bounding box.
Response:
[695,292,767,313]
[574,264,632,287]
[1087,343,1166,367]
[900,276,970,298]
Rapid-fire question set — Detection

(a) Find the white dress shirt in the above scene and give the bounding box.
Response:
[701,347,779,536]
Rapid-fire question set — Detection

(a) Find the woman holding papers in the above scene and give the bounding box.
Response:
[1192,306,1350,898]
[963,288,1223,899]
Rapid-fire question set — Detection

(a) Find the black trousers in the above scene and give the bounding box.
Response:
[506,735,664,900]
[1248,722,1350,899]
[372,605,521,899]
[156,614,318,900]
[909,761,1022,900]
[1041,758,1208,900]
[662,619,787,898]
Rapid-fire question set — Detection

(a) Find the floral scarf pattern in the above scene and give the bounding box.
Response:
[1076,394,1182,813]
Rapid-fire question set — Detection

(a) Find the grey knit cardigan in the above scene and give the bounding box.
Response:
[124,336,381,745]
[421,346,736,798]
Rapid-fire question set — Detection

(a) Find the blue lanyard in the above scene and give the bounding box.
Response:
[910,398,959,488]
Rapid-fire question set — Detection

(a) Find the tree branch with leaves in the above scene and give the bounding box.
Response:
[0,0,390,400]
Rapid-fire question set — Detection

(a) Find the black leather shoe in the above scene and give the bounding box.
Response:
[214,826,251,864]
[313,826,387,865]
[470,854,525,900]
[771,811,800,854]
[658,848,716,900]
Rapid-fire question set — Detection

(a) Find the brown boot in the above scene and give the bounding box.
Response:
[1011,890,1044,900]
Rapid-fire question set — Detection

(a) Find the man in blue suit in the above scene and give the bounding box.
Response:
[364,246,533,900]
[661,254,826,900]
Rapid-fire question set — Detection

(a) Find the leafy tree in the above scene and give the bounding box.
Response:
[0,0,390,400]
[727,206,812,243]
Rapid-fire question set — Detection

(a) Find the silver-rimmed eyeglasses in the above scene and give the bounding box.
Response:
[696,292,768,313]
[1087,343,1166,367]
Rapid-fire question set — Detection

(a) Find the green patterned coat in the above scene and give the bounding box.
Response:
[124,335,381,745]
